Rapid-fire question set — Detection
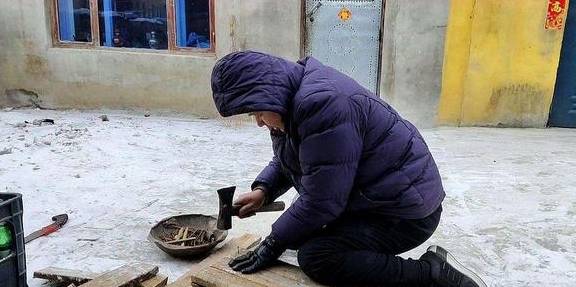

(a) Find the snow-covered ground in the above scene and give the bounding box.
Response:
[1,109,575,286]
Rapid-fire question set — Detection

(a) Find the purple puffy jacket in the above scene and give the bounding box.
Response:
[211,51,444,246]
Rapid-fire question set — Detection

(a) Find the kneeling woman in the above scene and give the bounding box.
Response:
[211,51,485,287]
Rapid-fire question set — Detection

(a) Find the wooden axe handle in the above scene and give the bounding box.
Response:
[256,201,285,212]
[232,201,285,216]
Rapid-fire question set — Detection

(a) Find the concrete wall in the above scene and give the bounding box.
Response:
[0,0,301,116]
[438,0,566,127]
[0,0,449,126]
[380,0,450,128]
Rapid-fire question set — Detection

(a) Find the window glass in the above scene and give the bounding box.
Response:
[98,0,168,49]
[58,0,92,42]
[175,0,211,49]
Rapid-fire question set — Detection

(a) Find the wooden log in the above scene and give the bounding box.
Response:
[78,263,158,287]
[166,234,261,287]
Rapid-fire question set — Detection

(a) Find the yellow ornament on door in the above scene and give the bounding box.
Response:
[339,7,352,21]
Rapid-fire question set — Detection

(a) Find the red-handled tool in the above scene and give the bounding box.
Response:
[24,214,68,244]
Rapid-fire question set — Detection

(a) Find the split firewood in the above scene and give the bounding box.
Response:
[159,226,214,246]
[165,237,197,245]
[196,230,206,245]
[181,227,189,246]
[174,227,184,241]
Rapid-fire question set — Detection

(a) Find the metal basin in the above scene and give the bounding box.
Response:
[148,214,227,258]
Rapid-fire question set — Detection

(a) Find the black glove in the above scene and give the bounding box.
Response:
[228,235,285,274]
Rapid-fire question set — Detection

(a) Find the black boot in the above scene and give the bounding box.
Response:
[420,245,487,287]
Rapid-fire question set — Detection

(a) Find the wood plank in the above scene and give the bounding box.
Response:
[223,250,323,286]
[34,267,167,287]
[191,267,266,287]
[193,256,321,287]
[166,234,261,287]
[265,264,321,286]
[33,267,99,284]
[79,263,158,287]
[142,274,169,287]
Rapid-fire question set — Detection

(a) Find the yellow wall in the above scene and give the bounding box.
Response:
[438,0,567,127]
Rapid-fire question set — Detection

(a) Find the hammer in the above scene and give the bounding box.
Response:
[217,186,285,230]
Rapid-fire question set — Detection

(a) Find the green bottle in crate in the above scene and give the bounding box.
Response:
[0,223,13,259]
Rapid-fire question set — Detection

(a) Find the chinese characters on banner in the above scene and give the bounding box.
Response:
[546,0,568,30]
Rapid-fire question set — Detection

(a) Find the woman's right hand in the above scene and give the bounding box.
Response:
[233,188,266,218]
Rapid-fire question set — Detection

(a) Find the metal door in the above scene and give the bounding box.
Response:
[304,0,383,93]
[550,0,576,127]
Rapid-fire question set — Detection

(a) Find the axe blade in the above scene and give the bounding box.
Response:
[217,186,236,230]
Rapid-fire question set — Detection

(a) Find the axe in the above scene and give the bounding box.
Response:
[217,186,285,230]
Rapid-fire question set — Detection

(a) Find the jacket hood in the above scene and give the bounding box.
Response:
[211,51,305,117]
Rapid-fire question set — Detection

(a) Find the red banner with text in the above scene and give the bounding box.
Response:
[546,0,568,30]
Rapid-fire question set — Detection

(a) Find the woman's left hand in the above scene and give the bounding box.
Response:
[229,235,285,273]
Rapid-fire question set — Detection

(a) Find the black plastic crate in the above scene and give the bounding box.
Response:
[0,193,26,287]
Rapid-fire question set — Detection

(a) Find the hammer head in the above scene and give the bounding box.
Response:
[217,186,236,230]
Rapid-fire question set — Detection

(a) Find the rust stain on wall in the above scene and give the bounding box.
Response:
[489,84,546,126]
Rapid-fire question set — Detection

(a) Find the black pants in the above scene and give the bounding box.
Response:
[297,206,442,286]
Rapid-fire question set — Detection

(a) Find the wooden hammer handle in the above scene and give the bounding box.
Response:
[232,201,285,216]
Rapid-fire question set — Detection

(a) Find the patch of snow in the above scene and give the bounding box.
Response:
[0,109,575,286]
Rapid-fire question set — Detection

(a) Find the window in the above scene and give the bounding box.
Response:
[57,0,92,42]
[175,0,211,49]
[98,0,168,49]
[51,0,214,52]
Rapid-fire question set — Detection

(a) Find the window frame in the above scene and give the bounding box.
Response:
[50,0,100,48]
[167,0,215,53]
[50,0,215,54]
